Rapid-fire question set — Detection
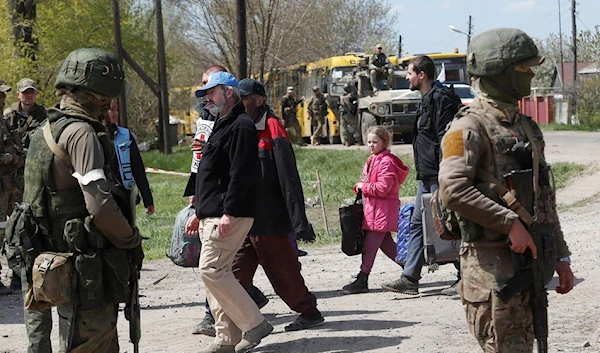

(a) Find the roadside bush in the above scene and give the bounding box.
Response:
[577,77,600,129]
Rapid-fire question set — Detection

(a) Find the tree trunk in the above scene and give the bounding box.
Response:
[8,0,38,60]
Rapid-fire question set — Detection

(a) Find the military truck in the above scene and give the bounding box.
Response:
[354,68,421,144]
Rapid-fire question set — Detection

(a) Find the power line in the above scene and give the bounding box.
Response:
[575,13,590,32]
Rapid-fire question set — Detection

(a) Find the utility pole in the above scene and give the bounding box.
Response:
[111,0,128,127]
[156,0,171,154]
[398,35,402,57]
[236,0,247,78]
[570,0,577,124]
[558,0,565,92]
[467,15,473,48]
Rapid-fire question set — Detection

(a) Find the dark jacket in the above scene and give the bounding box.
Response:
[413,82,456,180]
[250,108,313,238]
[108,124,154,208]
[194,102,259,219]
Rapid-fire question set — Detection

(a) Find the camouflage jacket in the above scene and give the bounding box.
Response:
[308,93,328,115]
[0,117,24,175]
[3,101,48,149]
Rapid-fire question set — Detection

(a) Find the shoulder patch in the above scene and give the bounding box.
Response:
[442,129,464,159]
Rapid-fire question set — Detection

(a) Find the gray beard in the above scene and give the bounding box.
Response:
[208,104,223,117]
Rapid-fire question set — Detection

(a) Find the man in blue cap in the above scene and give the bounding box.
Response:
[186,72,273,353]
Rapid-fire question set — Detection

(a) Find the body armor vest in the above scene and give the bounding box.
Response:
[24,108,112,252]
[456,106,559,242]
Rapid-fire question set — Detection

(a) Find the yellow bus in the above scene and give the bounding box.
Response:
[265,54,366,144]
[398,52,468,84]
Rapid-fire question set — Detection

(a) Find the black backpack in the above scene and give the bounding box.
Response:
[438,84,464,116]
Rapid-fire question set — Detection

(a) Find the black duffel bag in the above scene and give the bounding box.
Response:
[339,191,364,256]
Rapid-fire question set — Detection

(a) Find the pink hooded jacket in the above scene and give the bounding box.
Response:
[360,149,410,232]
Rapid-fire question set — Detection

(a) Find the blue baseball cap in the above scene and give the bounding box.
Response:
[195,72,238,98]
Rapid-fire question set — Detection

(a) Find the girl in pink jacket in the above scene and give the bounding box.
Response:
[343,126,410,294]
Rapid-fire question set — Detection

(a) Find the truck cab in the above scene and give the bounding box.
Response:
[354,68,421,144]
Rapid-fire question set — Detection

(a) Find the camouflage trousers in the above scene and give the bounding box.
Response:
[310,113,325,144]
[340,112,360,145]
[458,244,534,353]
[283,115,303,145]
[24,288,119,353]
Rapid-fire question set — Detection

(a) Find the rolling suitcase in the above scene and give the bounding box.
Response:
[421,193,460,268]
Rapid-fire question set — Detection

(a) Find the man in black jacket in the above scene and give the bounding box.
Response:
[187,72,272,353]
[234,78,323,332]
[382,55,457,295]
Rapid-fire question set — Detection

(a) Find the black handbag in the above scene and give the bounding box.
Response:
[339,191,364,256]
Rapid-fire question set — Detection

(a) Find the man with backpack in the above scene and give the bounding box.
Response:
[382,55,460,296]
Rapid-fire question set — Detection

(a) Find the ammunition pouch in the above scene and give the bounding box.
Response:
[63,216,131,305]
[75,252,105,308]
[28,252,76,310]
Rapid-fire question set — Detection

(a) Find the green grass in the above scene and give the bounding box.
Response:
[136,147,585,259]
[551,162,587,189]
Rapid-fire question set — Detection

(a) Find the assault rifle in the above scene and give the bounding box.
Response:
[112,179,142,353]
[125,262,141,353]
[496,224,550,353]
[496,170,555,353]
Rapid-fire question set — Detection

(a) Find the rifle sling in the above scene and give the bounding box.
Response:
[43,121,73,169]
[21,114,34,138]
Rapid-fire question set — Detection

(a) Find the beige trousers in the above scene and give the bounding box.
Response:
[199,217,264,345]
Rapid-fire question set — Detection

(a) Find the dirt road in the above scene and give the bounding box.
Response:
[1,131,599,353]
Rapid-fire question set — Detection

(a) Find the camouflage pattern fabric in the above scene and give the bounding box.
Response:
[458,244,534,353]
[340,92,360,144]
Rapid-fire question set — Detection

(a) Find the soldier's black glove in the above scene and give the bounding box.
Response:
[296,223,316,243]
[129,245,145,269]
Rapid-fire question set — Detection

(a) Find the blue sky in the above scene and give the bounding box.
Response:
[389,0,599,55]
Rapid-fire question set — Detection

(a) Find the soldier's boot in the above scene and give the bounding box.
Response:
[342,272,369,294]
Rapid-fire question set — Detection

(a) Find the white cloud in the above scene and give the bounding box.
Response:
[503,0,536,13]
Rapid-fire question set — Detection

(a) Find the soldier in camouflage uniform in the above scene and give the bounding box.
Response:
[369,44,392,92]
[307,86,328,146]
[339,82,360,146]
[280,87,305,146]
[0,80,25,296]
[3,78,48,149]
[19,48,143,353]
[438,28,574,353]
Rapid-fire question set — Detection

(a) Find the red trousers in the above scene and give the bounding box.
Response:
[232,235,317,315]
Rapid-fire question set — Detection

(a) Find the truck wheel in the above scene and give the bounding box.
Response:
[360,112,377,145]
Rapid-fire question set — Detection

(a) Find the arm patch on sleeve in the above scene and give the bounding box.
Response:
[442,130,464,159]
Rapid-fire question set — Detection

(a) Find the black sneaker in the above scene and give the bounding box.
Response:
[284,312,325,332]
[297,249,308,257]
[382,275,419,295]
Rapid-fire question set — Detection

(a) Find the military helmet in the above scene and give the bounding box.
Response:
[55,48,125,98]
[467,28,544,76]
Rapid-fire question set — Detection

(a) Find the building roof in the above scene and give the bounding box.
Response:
[552,61,596,88]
